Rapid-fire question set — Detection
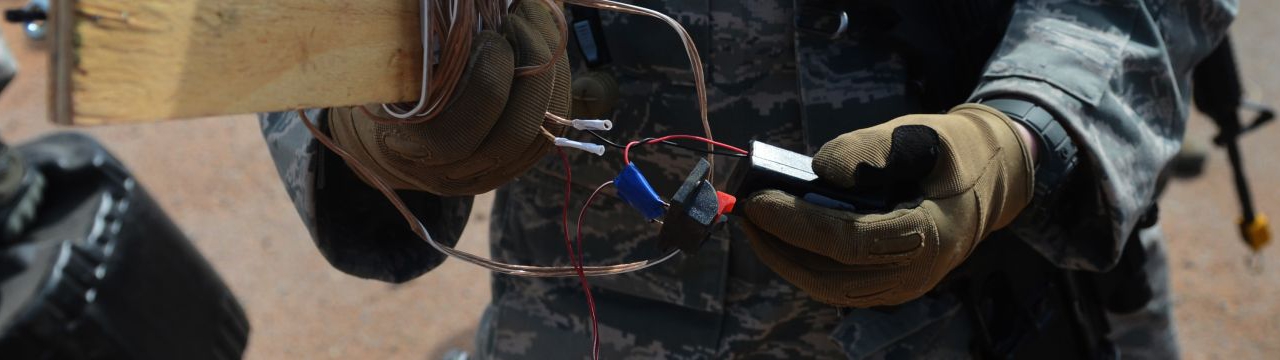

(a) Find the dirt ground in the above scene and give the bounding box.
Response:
[0,0,1277,358]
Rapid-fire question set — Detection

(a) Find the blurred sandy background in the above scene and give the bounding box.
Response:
[0,0,1277,358]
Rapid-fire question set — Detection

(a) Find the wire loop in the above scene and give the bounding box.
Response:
[301,110,678,277]
[302,0,717,278]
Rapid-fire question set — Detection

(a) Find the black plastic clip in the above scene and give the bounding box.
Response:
[657,159,726,254]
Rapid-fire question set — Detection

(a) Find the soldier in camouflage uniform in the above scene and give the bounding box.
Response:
[260,0,1235,358]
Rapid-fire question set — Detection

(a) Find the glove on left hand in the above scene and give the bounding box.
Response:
[741,104,1035,308]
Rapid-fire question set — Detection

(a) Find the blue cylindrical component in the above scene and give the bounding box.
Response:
[614,163,666,220]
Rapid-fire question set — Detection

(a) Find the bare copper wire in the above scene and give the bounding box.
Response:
[373,0,476,124]
[560,0,715,181]
[369,0,569,124]
[301,110,679,277]
[312,0,716,277]
[513,0,569,77]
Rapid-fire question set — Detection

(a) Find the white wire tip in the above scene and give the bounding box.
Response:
[554,138,607,156]
[571,119,613,131]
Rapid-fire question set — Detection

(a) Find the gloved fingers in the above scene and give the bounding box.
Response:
[393,31,516,167]
[471,13,556,154]
[423,15,558,194]
[402,31,516,166]
[537,15,572,134]
[323,2,572,197]
[742,189,933,266]
[326,107,420,190]
[514,0,571,133]
[545,51,573,135]
[515,0,563,51]
[812,123,940,190]
[329,29,515,176]
[742,221,907,308]
[484,13,556,142]
[488,71,565,184]
[512,0,567,77]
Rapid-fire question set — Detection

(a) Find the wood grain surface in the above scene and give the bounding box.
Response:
[52,0,422,125]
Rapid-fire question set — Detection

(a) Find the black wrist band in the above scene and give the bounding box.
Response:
[980,98,1079,202]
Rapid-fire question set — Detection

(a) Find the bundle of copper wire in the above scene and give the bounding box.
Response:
[305,2,714,357]
[307,0,716,278]
[365,0,567,124]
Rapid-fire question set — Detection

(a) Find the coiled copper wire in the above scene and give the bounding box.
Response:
[309,0,714,277]
[369,0,567,124]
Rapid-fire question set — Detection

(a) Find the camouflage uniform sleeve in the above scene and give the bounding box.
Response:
[969,0,1237,271]
[259,110,474,283]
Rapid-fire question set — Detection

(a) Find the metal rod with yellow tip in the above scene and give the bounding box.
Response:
[1241,214,1271,252]
[1193,37,1274,253]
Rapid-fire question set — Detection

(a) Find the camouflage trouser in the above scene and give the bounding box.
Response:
[469,172,1179,359]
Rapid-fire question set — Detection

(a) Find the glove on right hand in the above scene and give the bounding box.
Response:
[328,1,571,196]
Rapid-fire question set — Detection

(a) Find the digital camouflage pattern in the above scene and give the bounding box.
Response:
[260,0,1234,358]
[971,0,1239,272]
[260,110,322,232]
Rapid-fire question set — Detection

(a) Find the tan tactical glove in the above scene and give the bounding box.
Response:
[328,0,571,196]
[741,104,1035,308]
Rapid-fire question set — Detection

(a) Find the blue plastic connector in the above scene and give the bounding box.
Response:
[615,163,666,220]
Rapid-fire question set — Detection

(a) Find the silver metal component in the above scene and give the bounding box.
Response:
[335,0,713,277]
[21,0,48,40]
[24,22,44,40]
[300,112,679,278]
[831,11,849,40]
[381,0,434,119]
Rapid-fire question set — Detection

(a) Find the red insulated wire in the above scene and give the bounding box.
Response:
[577,182,613,359]
[623,134,748,165]
[557,148,601,359]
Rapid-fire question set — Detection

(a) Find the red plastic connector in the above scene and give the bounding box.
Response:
[715,191,736,216]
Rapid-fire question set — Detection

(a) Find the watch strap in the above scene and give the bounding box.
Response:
[981,98,1079,202]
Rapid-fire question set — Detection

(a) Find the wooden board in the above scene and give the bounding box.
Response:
[51,0,422,125]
